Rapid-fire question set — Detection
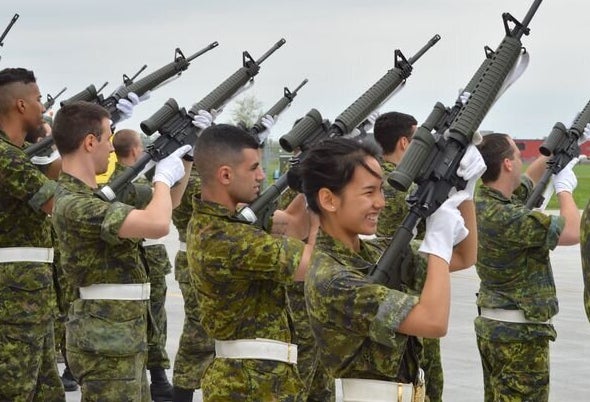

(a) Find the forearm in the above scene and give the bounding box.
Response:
[557,192,581,245]
[118,182,172,239]
[449,200,477,271]
[170,160,192,209]
[525,155,549,185]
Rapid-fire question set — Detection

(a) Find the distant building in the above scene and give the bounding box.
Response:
[514,139,590,162]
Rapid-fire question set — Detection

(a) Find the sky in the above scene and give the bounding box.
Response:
[2,0,589,141]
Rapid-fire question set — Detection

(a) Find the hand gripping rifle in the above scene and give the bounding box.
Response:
[0,13,19,61]
[525,99,590,209]
[368,0,543,289]
[237,35,441,224]
[97,39,286,202]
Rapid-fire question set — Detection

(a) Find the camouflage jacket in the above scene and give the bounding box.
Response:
[110,163,171,276]
[377,160,425,240]
[187,199,304,342]
[581,201,590,322]
[0,129,57,324]
[172,164,201,244]
[52,173,150,288]
[474,176,563,342]
[305,229,420,382]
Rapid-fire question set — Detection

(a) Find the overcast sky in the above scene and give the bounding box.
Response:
[3,0,589,141]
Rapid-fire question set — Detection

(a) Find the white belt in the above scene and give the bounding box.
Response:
[142,238,165,247]
[178,241,187,252]
[480,307,552,324]
[79,283,151,300]
[336,378,415,402]
[214,338,298,365]
[0,247,54,263]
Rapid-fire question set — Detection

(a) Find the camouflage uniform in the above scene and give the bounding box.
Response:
[111,162,172,370]
[187,198,306,401]
[474,177,563,402]
[580,200,590,322]
[377,160,441,402]
[52,173,153,401]
[305,230,426,392]
[171,166,215,391]
[0,130,65,401]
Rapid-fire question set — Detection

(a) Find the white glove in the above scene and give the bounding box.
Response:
[152,144,192,187]
[191,109,216,130]
[459,90,471,106]
[456,144,487,199]
[553,157,579,194]
[578,123,590,146]
[419,190,470,264]
[116,92,141,121]
[257,114,276,144]
[363,110,380,132]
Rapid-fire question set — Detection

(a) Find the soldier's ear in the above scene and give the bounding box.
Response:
[218,165,232,185]
[317,188,338,213]
[83,133,96,152]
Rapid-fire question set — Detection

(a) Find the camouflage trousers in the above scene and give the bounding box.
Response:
[421,337,443,402]
[147,272,170,370]
[0,321,65,401]
[201,358,305,402]
[288,284,334,401]
[173,250,215,390]
[477,336,550,402]
[66,298,150,401]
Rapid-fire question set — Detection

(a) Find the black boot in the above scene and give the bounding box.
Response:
[172,386,194,402]
[150,368,173,402]
[61,366,79,392]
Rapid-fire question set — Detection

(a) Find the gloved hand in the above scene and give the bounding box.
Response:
[116,92,143,121]
[553,157,579,194]
[191,109,216,130]
[459,90,471,106]
[152,144,192,187]
[419,190,470,264]
[456,144,487,199]
[363,110,380,132]
[578,123,590,146]
[257,114,276,144]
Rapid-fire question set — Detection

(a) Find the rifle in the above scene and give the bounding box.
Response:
[250,78,308,144]
[236,35,441,225]
[525,99,590,209]
[61,42,218,122]
[369,0,543,289]
[43,87,67,110]
[0,13,19,60]
[98,38,286,202]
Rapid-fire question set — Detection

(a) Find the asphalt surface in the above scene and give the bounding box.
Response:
[63,222,590,401]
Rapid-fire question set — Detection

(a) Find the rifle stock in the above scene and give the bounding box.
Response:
[371,0,543,289]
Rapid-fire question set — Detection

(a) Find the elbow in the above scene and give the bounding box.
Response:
[428,321,448,338]
[148,222,170,239]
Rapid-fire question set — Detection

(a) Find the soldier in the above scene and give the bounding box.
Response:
[298,137,483,402]
[111,128,175,401]
[474,133,581,401]
[171,115,271,402]
[50,101,192,401]
[373,111,441,401]
[0,67,65,401]
[186,123,316,401]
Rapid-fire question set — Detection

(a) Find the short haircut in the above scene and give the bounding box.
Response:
[194,124,260,184]
[0,68,37,115]
[113,129,141,159]
[52,101,110,155]
[298,137,382,214]
[477,133,514,183]
[373,111,417,154]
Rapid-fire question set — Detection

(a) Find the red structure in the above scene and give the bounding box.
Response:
[514,139,590,162]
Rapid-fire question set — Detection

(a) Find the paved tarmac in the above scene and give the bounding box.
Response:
[64,222,590,401]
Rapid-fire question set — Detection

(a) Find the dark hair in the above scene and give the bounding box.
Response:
[373,111,417,154]
[194,124,260,183]
[0,68,37,115]
[0,68,36,87]
[298,138,382,213]
[113,129,140,159]
[477,133,514,183]
[52,101,110,155]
